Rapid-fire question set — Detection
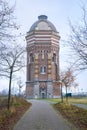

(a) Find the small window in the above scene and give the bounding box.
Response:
[30,53,34,62]
[41,50,45,59]
[40,66,46,74]
[44,66,46,72]
[52,53,56,63]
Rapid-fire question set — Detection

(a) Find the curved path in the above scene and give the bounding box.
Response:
[14,100,78,130]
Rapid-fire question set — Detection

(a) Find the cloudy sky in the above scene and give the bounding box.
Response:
[0,0,87,93]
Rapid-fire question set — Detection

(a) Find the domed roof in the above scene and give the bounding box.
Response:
[29,15,57,32]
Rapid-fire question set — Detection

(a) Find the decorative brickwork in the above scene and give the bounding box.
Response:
[26,15,60,98]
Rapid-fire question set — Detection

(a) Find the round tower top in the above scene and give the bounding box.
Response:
[29,15,57,32]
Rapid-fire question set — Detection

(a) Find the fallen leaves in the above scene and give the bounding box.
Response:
[54,103,87,129]
[0,97,32,130]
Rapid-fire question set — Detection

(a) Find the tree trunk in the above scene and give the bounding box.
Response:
[7,68,13,110]
[61,83,63,103]
[66,86,68,103]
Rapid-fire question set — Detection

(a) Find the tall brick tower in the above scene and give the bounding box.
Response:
[26,15,60,98]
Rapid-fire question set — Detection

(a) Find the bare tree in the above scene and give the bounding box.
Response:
[68,5,87,70]
[17,78,24,97]
[0,0,26,110]
[0,43,25,110]
[60,67,77,103]
[0,0,17,45]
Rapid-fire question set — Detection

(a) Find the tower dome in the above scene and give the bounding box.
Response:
[29,15,57,32]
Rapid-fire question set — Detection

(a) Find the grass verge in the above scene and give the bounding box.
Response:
[45,97,87,105]
[54,102,87,130]
[0,97,32,130]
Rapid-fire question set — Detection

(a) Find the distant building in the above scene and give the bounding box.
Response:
[26,15,60,98]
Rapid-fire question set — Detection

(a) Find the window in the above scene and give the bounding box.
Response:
[44,66,46,73]
[41,50,44,59]
[52,53,56,63]
[40,66,46,74]
[30,53,34,62]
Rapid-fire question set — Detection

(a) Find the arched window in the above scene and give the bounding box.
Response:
[52,53,56,63]
[44,66,46,73]
[41,50,44,59]
[30,53,34,62]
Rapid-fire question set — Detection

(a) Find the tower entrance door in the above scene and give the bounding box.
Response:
[41,91,46,98]
[39,82,47,98]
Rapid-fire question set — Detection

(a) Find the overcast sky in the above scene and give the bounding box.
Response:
[0,0,87,93]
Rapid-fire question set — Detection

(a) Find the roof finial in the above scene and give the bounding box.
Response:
[38,15,48,20]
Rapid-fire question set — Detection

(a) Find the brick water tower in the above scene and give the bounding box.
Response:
[26,15,60,98]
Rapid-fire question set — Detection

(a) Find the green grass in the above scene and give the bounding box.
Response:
[36,98,61,103]
[42,97,87,105]
[68,97,87,105]
[45,98,61,103]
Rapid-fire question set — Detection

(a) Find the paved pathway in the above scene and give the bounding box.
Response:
[73,103,87,110]
[14,100,78,130]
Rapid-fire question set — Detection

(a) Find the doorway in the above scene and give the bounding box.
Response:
[41,92,45,98]
[41,91,46,98]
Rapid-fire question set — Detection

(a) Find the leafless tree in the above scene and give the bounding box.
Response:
[0,0,17,45]
[17,78,24,97]
[60,67,77,103]
[0,43,25,110]
[68,4,87,70]
[0,0,26,110]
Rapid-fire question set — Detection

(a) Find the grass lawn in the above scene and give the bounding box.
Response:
[68,97,87,105]
[44,98,61,103]
[45,97,87,105]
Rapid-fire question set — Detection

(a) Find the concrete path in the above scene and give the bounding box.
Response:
[14,100,78,130]
[73,103,87,110]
